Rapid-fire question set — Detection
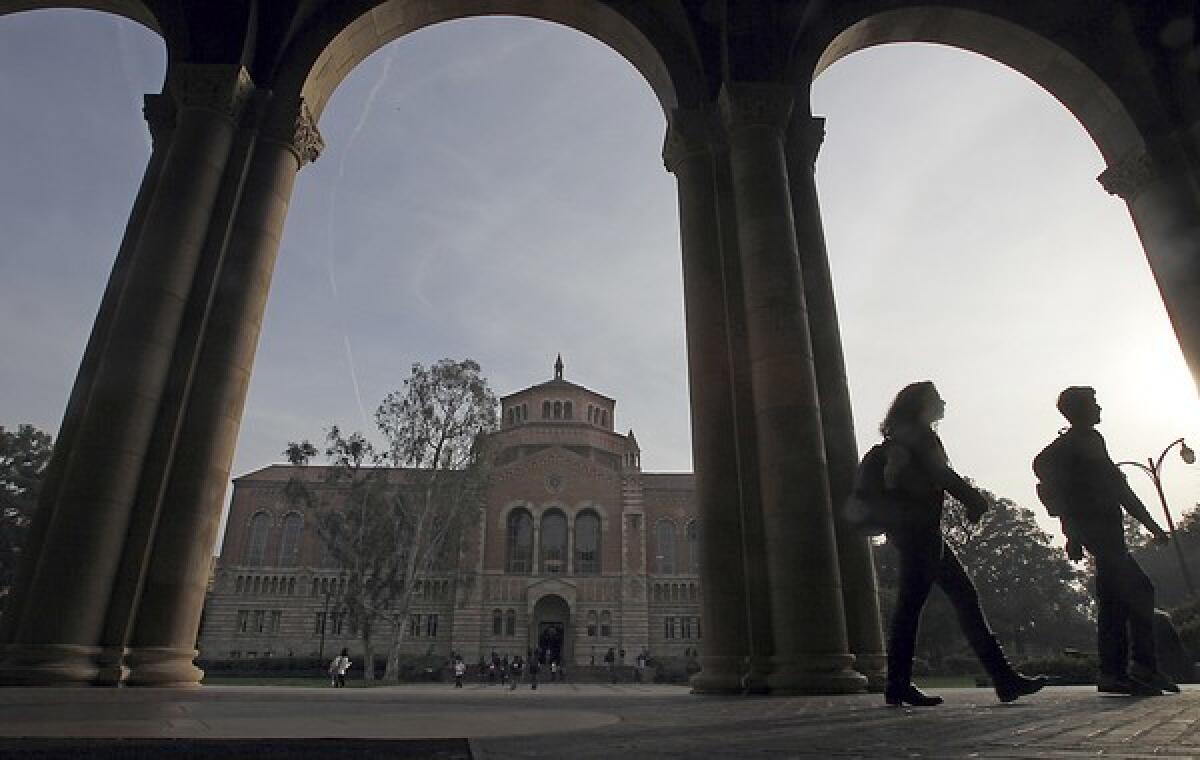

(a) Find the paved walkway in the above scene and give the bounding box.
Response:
[0,683,1197,758]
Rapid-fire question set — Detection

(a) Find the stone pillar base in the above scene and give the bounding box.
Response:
[852,653,887,693]
[124,646,203,687]
[690,655,770,694]
[94,646,131,686]
[766,653,867,695]
[0,643,103,686]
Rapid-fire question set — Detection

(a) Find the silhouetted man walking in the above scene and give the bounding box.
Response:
[1036,387,1178,696]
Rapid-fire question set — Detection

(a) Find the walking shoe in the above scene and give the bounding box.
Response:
[994,672,1049,703]
[884,682,943,707]
[1096,673,1160,696]
[1130,662,1180,694]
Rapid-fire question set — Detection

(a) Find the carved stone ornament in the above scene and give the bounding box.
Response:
[262,98,326,167]
[785,116,826,173]
[662,107,719,173]
[718,82,794,134]
[292,101,325,165]
[141,93,176,146]
[169,64,255,121]
[1097,151,1158,201]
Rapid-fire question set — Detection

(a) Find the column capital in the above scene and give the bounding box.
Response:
[1097,150,1157,201]
[718,82,794,135]
[785,116,826,174]
[261,98,325,168]
[168,64,255,122]
[142,93,176,147]
[662,106,719,174]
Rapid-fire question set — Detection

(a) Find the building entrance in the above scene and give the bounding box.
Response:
[531,594,571,665]
[538,622,564,664]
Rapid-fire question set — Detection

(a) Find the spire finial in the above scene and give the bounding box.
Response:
[554,353,564,380]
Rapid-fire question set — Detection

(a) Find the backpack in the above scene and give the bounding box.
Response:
[843,442,900,536]
[1032,430,1077,517]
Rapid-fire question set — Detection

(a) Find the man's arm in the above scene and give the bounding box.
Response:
[1088,432,1169,540]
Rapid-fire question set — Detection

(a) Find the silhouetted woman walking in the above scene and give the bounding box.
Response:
[880,381,1046,706]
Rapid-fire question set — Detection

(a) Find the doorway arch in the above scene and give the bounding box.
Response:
[530,593,571,665]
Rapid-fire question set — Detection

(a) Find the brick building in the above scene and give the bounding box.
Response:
[197,361,702,667]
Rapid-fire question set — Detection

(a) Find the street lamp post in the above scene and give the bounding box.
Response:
[1117,437,1197,599]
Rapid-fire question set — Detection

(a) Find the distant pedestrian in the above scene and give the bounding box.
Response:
[604,647,616,684]
[528,655,540,690]
[509,656,522,690]
[329,648,351,688]
[454,658,466,688]
[550,661,558,682]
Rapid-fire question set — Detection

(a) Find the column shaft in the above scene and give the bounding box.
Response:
[786,115,886,690]
[718,83,863,694]
[1100,139,1200,389]
[124,99,319,685]
[0,65,251,685]
[0,95,176,651]
[666,108,769,693]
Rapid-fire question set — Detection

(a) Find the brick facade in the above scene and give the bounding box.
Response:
[197,367,702,667]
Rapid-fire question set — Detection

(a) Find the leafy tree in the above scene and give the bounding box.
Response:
[941,486,1092,658]
[376,359,496,680]
[284,359,497,681]
[1131,503,1200,608]
[0,424,53,613]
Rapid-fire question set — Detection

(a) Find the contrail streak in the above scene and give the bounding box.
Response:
[324,51,397,432]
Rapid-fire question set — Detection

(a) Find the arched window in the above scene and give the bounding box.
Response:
[540,510,567,574]
[686,520,700,575]
[574,511,601,575]
[600,610,612,638]
[542,400,551,418]
[507,408,515,425]
[492,609,503,636]
[506,509,533,574]
[655,520,677,575]
[504,609,516,637]
[278,513,303,567]
[244,513,269,566]
[587,405,594,423]
[288,577,296,595]
[564,401,573,419]
[235,576,243,593]
[553,400,562,419]
[586,610,598,637]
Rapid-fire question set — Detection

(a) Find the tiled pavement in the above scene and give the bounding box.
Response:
[0,683,1197,758]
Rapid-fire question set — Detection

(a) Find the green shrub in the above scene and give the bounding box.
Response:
[938,654,981,676]
[1016,653,1098,685]
[1169,599,1200,629]
[1178,619,1200,660]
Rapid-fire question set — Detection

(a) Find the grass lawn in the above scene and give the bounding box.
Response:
[200,676,395,688]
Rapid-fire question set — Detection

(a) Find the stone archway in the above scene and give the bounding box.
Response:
[1,1,1195,696]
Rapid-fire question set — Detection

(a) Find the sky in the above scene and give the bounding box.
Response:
[0,9,1197,554]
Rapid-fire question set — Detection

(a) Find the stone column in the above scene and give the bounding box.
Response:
[0,93,177,651]
[785,115,886,690]
[718,82,864,695]
[124,97,323,686]
[664,106,769,693]
[0,65,253,685]
[1099,142,1200,390]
